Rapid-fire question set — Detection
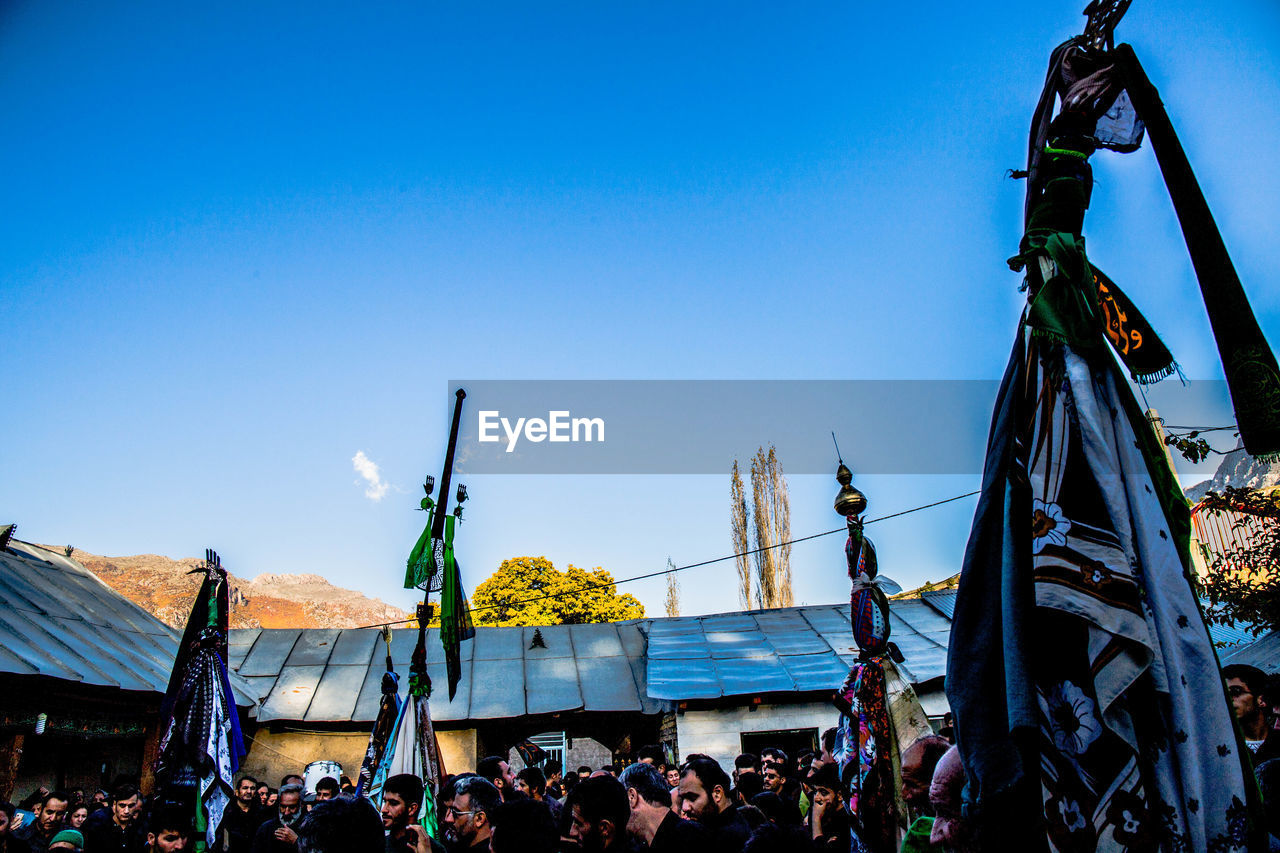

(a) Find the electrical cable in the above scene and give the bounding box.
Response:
[353,488,982,630]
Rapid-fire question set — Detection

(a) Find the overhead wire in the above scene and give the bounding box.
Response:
[353,488,982,630]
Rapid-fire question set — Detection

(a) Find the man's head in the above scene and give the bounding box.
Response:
[489,799,559,853]
[760,748,787,770]
[1224,664,1271,724]
[276,784,304,825]
[477,756,516,798]
[110,784,140,829]
[678,759,733,823]
[761,763,786,794]
[733,753,759,780]
[618,762,670,837]
[47,829,83,853]
[235,777,258,807]
[577,766,592,780]
[565,776,629,852]
[900,735,951,816]
[542,759,562,783]
[805,763,844,826]
[296,797,383,853]
[929,745,974,851]
[37,791,69,835]
[734,771,764,804]
[313,777,339,802]
[146,807,191,853]
[664,767,680,788]
[443,776,500,848]
[514,767,546,801]
[637,745,663,766]
[380,774,424,833]
[820,728,837,764]
[280,775,304,789]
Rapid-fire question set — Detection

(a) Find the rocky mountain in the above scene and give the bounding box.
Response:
[69,549,411,630]
[1184,445,1280,502]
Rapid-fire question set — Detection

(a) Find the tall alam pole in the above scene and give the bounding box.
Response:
[354,388,476,842]
[828,449,906,853]
[946,2,1275,850]
[154,550,246,853]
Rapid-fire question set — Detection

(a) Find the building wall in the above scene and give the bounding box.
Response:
[438,728,477,776]
[676,701,836,770]
[239,727,479,788]
[240,729,370,787]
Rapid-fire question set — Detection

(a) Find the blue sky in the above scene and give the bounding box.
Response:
[3,1,1277,619]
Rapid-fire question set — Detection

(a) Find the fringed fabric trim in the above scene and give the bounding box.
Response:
[1132,362,1178,385]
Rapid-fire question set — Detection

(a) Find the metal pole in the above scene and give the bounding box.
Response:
[430,388,467,544]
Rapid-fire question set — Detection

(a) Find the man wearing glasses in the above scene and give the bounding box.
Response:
[441,777,500,852]
[1223,664,1280,768]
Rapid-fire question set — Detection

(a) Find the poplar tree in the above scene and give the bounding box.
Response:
[731,445,793,609]
[730,461,754,610]
[664,557,681,617]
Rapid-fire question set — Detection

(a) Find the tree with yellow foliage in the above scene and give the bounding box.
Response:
[470,556,645,627]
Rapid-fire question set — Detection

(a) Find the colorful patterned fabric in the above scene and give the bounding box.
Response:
[1026,338,1253,851]
[836,659,897,852]
[947,135,1260,849]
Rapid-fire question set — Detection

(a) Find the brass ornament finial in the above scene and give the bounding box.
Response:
[834,462,867,517]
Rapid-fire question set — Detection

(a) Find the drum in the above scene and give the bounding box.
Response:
[304,760,343,793]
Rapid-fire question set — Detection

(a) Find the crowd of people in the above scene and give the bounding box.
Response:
[0,729,965,853]
[0,666,1275,853]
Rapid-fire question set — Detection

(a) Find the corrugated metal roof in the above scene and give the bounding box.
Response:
[645,601,950,701]
[238,600,956,723]
[0,541,256,707]
[233,620,658,723]
[920,589,957,619]
[1222,630,1280,673]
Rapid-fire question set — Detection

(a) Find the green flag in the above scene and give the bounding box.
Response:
[438,515,475,700]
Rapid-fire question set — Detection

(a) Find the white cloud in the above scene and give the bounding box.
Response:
[352,450,389,501]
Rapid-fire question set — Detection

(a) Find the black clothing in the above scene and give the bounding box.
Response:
[702,804,750,853]
[250,816,299,853]
[11,822,54,853]
[649,811,707,852]
[810,804,851,851]
[1247,729,1280,769]
[385,826,448,853]
[217,802,262,853]
[81,812,145,853]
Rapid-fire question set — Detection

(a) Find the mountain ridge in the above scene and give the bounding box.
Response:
[66,548,410,630]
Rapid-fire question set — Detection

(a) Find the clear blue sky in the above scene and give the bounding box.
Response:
[3,1,1277,618]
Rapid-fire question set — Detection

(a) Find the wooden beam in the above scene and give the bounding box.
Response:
[0,733,25,803]
[139,722,161,796]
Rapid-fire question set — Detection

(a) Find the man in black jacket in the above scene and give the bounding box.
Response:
[81,784,143,853]
[216,777,261,853]
[620,763,705,852]
[250,785,302,853]
[12,790,67,853]
[564,777,629,853]
[677,759,749,853]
